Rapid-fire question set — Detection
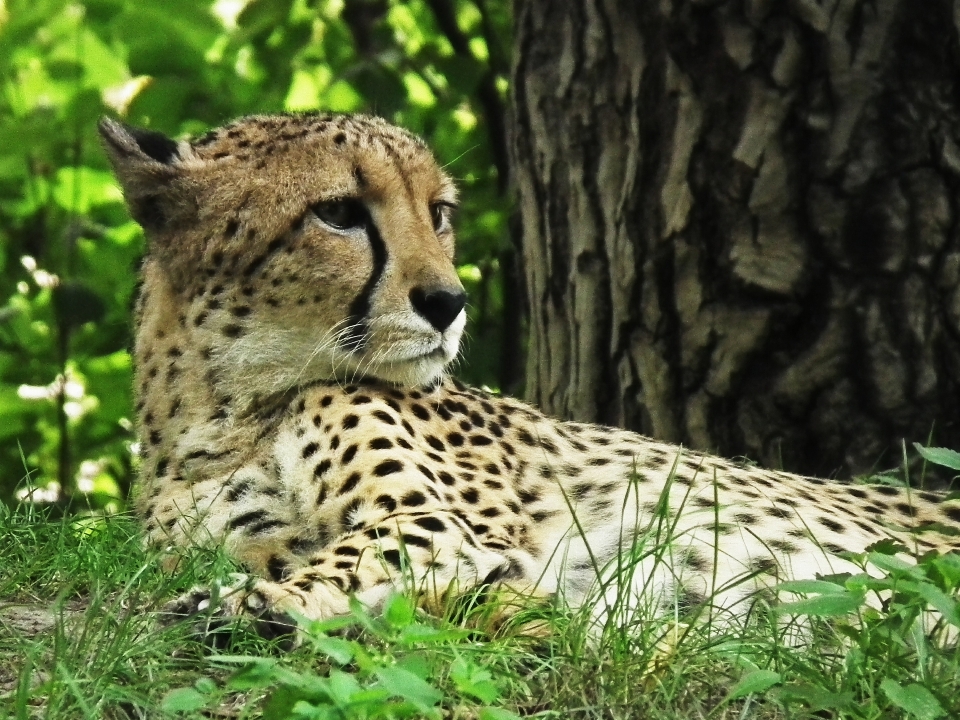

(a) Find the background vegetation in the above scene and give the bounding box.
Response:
[0,0,514,508]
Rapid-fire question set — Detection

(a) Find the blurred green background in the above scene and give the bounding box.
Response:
[0,0,515,510]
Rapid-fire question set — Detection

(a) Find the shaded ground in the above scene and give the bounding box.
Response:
[0,599,89,697]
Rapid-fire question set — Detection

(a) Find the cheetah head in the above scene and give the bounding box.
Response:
[100,113,466,397]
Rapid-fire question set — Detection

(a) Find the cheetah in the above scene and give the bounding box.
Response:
[99,112,960,638]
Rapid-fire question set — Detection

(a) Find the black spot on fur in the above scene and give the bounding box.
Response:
[749,557,778,575]
[414,516,446,533]
[266,556,289,581]
[376,494,397,512]
[684,550,709,572]
[374,460,404,477]
[339,472,361,494]
[411,404,430,421]
[517,488,541,503]
[402,490,426,507]
[227,509,270,531]
[818,517,846,533]
[570,483,592,500]
[401,533,432,548]
[381,548,402,569]
[770,539,798,553]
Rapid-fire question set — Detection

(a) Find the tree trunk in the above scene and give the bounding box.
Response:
[510,0,960,479]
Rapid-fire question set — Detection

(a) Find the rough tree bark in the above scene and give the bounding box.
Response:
[510,0,960,478]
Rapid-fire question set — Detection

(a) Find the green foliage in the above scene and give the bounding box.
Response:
[4,501,960,719]
[741,543,960,717]
[0,0,513,507]
[914,441,960,474]
[159,595,521,719]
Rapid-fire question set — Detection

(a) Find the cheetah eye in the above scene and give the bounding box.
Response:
[312,199,366,231]
[430,202,454,233]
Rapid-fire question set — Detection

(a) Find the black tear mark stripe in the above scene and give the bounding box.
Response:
[344,207,388,351]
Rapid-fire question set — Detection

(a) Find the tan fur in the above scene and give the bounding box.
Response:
[101,113,960,635]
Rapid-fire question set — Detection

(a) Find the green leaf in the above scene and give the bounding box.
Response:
[910,583,960,627]
[327,669,361,705]
[323,79,362,112]
[776,580,846,595]
[868,552,924,578]
[450,656,499,703]
[161,687,207,712]
[727,669,781,700]
[775,592,864,617]
[262,685,320,718]
[383,592,416,628]
[375,665,442,711]
[774,683,854,712]
[215,656,280,691]
[913,443,960,471]
[865,538,910,555]
[313,636,355,665]
[51,167,123,213]
[479,708,522,720]
[881,680,946,719]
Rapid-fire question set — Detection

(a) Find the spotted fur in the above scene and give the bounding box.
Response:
[100,113,960,634]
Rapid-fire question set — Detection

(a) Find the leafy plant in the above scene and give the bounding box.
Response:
[161,594,522,719]
[722,542,960,718]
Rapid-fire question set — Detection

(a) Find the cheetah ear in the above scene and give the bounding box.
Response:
[98,117,197,233]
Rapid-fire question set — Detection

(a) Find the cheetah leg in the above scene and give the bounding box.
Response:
[169,511,550,637]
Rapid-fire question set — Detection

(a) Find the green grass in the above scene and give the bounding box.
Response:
[1,501,958,719]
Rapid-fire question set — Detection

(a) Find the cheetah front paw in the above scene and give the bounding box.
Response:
[161,574,298,644]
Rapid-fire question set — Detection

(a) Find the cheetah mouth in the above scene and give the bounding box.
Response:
[389,342,451,364]
[375,339,457,373]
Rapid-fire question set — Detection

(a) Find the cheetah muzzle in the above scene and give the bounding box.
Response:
[100,112,960,644]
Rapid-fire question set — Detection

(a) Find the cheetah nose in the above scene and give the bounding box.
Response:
[409,287,467,332]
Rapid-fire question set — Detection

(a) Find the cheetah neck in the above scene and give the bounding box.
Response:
[134,264,269,492]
